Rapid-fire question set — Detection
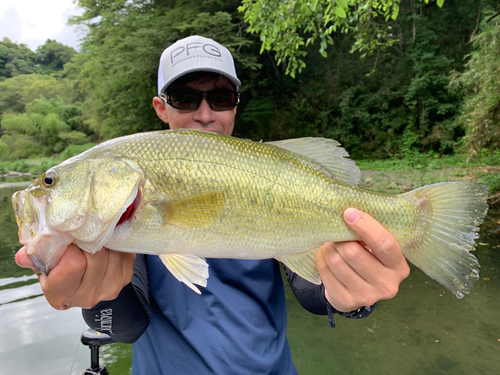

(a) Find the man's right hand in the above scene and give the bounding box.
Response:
[15,245,135,310]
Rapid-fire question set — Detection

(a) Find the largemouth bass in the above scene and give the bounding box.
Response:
[12,129,488,297]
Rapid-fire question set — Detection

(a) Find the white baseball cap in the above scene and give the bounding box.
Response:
[157,35,241,96]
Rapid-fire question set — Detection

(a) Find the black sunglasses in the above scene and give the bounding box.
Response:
[162,88,240,111]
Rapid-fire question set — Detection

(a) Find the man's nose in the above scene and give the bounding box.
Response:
[193,97,216,124]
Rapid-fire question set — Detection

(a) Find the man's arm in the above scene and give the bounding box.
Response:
[82,254,151,344]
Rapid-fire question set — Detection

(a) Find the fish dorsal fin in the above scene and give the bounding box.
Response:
[157,191,226,229]
[159,253,209,294]
[266,138,361,185]
[276,247,322,285]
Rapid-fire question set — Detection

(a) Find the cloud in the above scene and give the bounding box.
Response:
[0,0,84,51]
[52,24,84,51]
[0,7,23,45]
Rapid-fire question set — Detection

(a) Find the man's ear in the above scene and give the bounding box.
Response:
[153,97,169,123]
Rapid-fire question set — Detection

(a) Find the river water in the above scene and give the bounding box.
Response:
[0,181,499,375]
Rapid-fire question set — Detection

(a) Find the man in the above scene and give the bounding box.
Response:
[16,36,409,374]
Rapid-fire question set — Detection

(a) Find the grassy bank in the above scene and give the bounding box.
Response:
[357,150,500,206]
[0,143,96,176]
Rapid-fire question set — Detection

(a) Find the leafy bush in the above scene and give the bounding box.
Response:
[0,96,87,160]
[59,143,96,160]
[0,160,30,173]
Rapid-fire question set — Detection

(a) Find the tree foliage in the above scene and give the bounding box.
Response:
[0,38,36,79]
[237,0,482,158]
[449,8,500,156]
[35,39,77,74]
[1,96,87,160]
[0,74,74,116]
[239,0,445,77]
[0,0,497,164]
[0,38,77,80]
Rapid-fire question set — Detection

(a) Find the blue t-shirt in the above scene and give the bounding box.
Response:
[83,255,377,374]
[131,257,297,374]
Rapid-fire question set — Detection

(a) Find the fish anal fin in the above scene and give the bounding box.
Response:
[278,248,322,285]
[159,253,209,294]
[157,191,225,229]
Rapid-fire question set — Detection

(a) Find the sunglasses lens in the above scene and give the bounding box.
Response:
[166,88,238,110]
[207,89,236,110]
[168,89,202,110]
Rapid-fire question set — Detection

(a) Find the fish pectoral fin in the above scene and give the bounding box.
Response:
[159,253,209,294]
[277,248,322,285]
[156,192,225,229]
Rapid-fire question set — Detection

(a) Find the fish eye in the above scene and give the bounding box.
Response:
[42,172,57,188]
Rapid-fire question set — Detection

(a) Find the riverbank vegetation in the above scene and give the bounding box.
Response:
[1,0,499,203]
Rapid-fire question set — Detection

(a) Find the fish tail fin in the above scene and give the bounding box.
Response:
[402,181,489,298]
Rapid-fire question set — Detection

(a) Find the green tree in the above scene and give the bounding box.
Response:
[0,74,74,117]
[238,0,482,158]
[0,38,36,79]
[60,52,90,103]
[59,0,486,162]
[239,0,445,77]
[1,96,87,160]
[35,39,77,74]
[402,17,459,154]
[449,8,500,156]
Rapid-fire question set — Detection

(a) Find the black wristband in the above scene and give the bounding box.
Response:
[326,302,379,328]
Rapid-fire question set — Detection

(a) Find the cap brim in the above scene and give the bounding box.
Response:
[159,67,241,94]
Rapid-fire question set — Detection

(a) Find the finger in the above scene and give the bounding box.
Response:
[315,245,350,304]
[40,244,87,309]
[321,241,405,307]
[316,243,374,311]
[317,243,370,293]
[343,208,405,270]
[330,240,386,286]
[15,247,37,269]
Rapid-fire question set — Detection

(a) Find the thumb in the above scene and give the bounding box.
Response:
[15,246,39,271]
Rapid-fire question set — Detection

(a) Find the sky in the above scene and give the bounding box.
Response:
[0,0,84,51]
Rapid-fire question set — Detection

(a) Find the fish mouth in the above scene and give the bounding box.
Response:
[30,255,48,276]
[12,190,26,227]
[14,190,75,275]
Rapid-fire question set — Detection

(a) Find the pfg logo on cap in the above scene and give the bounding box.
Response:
[170,43,222,65]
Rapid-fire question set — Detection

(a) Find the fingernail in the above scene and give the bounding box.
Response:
[344,208,362,223]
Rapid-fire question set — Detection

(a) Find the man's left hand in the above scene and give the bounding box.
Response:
[316,208,410,313]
